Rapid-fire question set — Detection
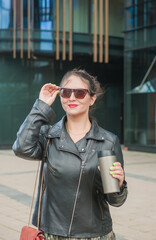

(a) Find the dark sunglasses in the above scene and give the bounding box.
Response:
[59,88,89,99]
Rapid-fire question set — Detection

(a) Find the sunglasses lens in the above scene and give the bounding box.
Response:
[75,89,87,99]
[60,88,88,99]
[60,89,71,98]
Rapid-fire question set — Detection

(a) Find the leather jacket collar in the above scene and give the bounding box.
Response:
[46,116,105,142]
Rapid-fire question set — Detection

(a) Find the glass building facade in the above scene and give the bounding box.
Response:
[0,0,125,148]
[124,0,156,152]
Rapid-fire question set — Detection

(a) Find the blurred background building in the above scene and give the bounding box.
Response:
[0,0,155,153]
[124,0,156,152]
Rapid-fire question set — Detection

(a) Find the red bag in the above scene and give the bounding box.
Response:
[20,226,44,240]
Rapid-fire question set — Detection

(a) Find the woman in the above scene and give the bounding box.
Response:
[13,69,127,240]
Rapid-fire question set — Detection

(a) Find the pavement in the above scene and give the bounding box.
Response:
[0,148,156,240]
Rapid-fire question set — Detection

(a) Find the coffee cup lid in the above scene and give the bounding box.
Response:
[98,150,115,158]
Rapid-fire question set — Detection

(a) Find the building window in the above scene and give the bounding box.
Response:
[0,0,11,29]
[34,0,53,30]
[124,0,156,151]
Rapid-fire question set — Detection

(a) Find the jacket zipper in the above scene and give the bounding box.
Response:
[68,140,93,236]
[68,160,85,236]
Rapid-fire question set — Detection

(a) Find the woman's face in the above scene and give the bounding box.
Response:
[60,75,96,117]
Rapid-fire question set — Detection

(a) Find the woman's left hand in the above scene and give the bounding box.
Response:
[109,162,124,188]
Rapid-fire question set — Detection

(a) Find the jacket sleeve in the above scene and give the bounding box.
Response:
[105,136,128,207]
[12,99,56,160]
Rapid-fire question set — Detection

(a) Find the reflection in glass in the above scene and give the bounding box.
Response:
[125,50,156,147]
[34,0,54,50]
[34,0,53,30]
[125,0,156,31]
[0,0,11,29]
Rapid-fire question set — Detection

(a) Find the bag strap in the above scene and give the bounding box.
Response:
[28,137,51,228]
[37,138,50,229]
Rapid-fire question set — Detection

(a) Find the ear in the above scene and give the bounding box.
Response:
[90,95,96,106]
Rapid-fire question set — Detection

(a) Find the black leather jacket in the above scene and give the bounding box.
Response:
[13,99,127,238]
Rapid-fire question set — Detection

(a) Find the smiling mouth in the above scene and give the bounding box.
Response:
[68,104,78,108]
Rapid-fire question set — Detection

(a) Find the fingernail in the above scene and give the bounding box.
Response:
[113,163,117,166]
[110,171,114,175]
[58,91,60,93]
[110,167,113,170]
[113,174,115,177]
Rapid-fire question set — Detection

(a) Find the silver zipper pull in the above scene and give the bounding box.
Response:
[81,161,85,168]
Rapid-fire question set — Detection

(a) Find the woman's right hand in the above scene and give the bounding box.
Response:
[39,83,60,106]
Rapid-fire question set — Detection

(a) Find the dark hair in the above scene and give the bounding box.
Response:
[60,68,104,115]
